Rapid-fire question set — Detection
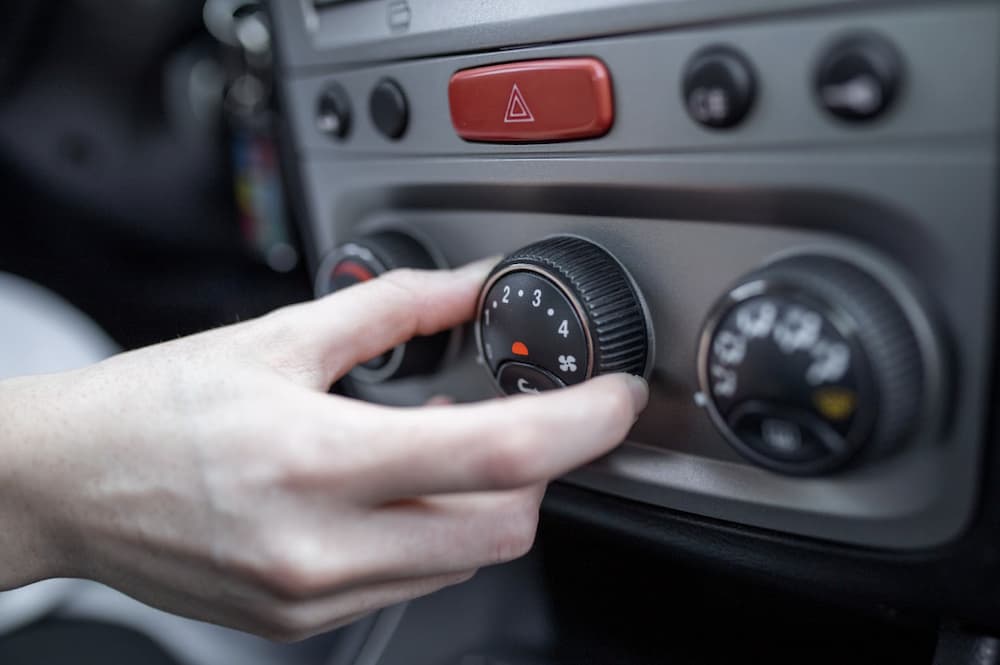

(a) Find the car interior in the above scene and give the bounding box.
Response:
[0,0,998,663]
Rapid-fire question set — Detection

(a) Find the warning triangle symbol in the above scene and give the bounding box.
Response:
[503,83,535,123]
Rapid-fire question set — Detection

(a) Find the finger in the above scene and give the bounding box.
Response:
[251,486,543,604]
[275,258,497,389]
[250,569,476,642]
[363,485,547,576]
[423,395,454,406]
[341,373,648,501]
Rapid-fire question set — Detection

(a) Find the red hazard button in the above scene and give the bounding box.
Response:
[448,58,614,143]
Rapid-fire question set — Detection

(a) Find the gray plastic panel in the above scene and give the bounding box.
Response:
[283,5,996,158]
[271,0,876,70]
[275,1,1000,549]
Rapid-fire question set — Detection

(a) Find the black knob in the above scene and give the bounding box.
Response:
[315,231,450,382]
[476,236,652,395]
[369,78,409,140]
[316,82,352,140]
[698,255,925,475]
[815,33,903,122]
[682,46,756,129]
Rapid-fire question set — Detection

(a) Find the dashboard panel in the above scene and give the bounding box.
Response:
[269,0,998,560]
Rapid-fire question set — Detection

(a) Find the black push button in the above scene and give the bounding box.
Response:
[728,402,849,472]
[370,78,409,140]
[815,34,902,122]
[497,362,566,396]
[316,83,352,139]
[682,46,756,129]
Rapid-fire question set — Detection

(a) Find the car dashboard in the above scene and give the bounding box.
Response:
[266,0,1000,662]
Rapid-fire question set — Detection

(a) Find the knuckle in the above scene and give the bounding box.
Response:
[244,539,330,601]
[260,606,311,643]
[489,503,539,563]
[251,308,324,378]
[264,560,320,601]
[377,269,424,308]
[378,267,422,290]
[252,603,317,644]
[275,436,351,491]
[479,426,543,487]
[376,269,433,332]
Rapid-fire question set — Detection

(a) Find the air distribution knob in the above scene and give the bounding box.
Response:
[315,231,450,383]
[698,254,926,475]
[476,236,652,395]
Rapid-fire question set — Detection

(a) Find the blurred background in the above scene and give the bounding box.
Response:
[0,3,326,661]
[0,0,310,350]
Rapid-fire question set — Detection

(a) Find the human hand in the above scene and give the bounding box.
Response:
[0,259,648,641]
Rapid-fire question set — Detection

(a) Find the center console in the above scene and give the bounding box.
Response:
[271,0,998,552]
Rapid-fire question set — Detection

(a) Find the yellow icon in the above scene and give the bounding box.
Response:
[813,388,857,421]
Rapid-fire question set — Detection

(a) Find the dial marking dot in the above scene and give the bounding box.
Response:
[492,301,498,309]
[547,308,554,316]
[518,290,524,298]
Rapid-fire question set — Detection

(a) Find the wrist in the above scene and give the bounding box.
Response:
[0,373,79,588]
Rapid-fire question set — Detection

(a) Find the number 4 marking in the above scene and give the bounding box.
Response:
[558,320,569,338]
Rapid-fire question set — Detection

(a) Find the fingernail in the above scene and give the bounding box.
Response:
[624,374,649,414]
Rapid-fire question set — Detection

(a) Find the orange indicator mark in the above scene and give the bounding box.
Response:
[511,341,529,356]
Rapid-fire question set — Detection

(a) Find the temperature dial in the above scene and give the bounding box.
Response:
[698,255,925,475]
[315,231,450,383]
[476,236,651,395]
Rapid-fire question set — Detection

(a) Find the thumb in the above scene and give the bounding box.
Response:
[280,257,498,389]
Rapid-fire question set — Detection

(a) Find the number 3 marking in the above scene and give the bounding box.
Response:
[532,289,542,307]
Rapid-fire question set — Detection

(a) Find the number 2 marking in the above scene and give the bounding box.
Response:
[532,289,542,307]
[558,319,569,338]
[501,285,510,304]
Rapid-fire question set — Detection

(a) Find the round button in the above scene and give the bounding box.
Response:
[682,46,756,129]
[728,402,849,468]
[698,255,928,475]
[316,83,352,140]
[476,236,652,397]
[370,78,409,140]
[497,362,567,395]
[815,33,902,122]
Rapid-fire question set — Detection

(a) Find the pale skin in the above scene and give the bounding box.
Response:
[0,258,648,641]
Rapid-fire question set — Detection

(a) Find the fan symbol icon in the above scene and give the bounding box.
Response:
[558,355,577,373]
